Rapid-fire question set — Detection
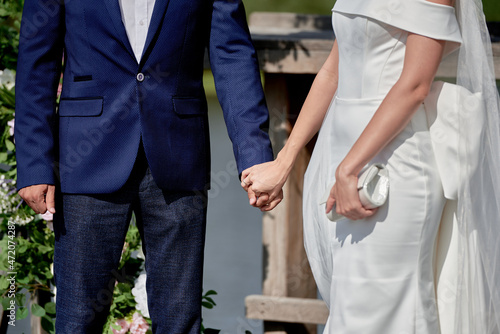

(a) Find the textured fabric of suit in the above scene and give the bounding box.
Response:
[53,145,207,333]
[15,0,273,193]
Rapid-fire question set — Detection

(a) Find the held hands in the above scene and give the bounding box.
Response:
[326,165,377,220]
[18,184,56,215]
[241,160,287,212]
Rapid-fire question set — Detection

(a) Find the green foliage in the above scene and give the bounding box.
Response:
[483,0,500,22]
[243,0,332,15]
[243,0,499,22]
[0,84,16,177]
[202,290,218,310]
[0,0,24,70]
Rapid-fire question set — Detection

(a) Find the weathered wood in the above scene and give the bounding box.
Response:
[249,12,333,32]
[492,43,500,79]
[250,13,334,75]
[246,295,328,325]
[249,12,500,78]
[260,75,317,334]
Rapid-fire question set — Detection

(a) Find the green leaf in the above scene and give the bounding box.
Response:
[44,270,54,279]
[17,306,28,320]
[38,245,53,254]
[15,293,26,307]
[204,290,217,296]
[0,152,8,162]
[44,301,56,315]
[5,139,14,151]
[16,275,29,284]
[110,323,122,330]
[17,244,28,253]
[31,303,46,317]
[204,297,216,305]
[1,297,11,310]
[0,275,9,290]
[41,315,56,333]
[113,295,126,303]
[202,301,214,309]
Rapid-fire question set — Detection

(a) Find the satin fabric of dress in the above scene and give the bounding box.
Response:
[302,5,461,333]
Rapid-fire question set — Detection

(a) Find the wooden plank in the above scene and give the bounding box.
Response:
[492,43,500,79]
[248,12,500,78]
[262,75,316,301]
[246,295,329,325]
[262,75,291,298]
[261,75,317,334]
[249,12,332,31]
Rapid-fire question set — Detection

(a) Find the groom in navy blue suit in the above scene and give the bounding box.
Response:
[15,0,273,332]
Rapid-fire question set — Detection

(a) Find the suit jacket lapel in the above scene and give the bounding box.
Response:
[103,0,137,63]
[140,0,172,64]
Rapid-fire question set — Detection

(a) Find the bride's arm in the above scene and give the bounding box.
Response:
[276,41,340,170]
[327,32,447,219]
[241,41,339,210]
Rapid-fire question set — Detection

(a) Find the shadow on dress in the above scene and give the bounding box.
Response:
[334,196,390,246]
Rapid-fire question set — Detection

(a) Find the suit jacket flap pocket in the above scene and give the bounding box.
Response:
[59,98,103,117]
[172,97,207,116]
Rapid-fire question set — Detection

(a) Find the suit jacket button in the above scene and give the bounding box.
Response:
[136,73,145,82]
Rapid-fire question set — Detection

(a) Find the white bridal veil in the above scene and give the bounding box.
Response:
[452,0,500,332]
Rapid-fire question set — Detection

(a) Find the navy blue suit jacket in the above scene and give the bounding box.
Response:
[15,0,273,193]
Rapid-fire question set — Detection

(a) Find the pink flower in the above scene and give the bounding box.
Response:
[112,319,130,334]
[57,82,62,98]
[129,312,149,334]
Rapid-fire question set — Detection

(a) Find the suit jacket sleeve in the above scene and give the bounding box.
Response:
[208,0,274,175]
[15,0,65,190]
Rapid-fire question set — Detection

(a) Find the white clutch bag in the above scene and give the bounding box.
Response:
[321,164,390,222]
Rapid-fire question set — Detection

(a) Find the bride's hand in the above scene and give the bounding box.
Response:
[326,166,377,220]
[241,160,288,209]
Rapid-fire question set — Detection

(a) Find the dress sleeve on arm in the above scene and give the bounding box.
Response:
[332,0,462,54]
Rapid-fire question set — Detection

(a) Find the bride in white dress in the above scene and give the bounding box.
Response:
[241,0,500,333]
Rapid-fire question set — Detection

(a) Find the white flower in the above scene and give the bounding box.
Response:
[40,211,54,222]
[0,69,15,90]
[7,118,15,137]
[131,273,149,318]
[136,246,145,260]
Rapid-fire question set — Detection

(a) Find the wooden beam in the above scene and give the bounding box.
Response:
[245,295,328,325]
[261,74,318,334]
[249,12,500,78]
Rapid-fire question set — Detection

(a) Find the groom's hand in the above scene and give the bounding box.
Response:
[241,168,284,211]
[18,184,56,214]
[246,186,268,207]
[258,188,283,212]
[245,185,283,211]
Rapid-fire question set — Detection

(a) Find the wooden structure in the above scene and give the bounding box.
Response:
[245,12,500,334]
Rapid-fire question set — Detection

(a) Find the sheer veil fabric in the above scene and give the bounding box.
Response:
[452,0,500,332]
[302,0,500,332]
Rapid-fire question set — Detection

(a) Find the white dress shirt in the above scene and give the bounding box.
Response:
[118,0,157,62]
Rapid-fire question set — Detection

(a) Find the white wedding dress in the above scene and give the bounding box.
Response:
[302,1,463,333]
